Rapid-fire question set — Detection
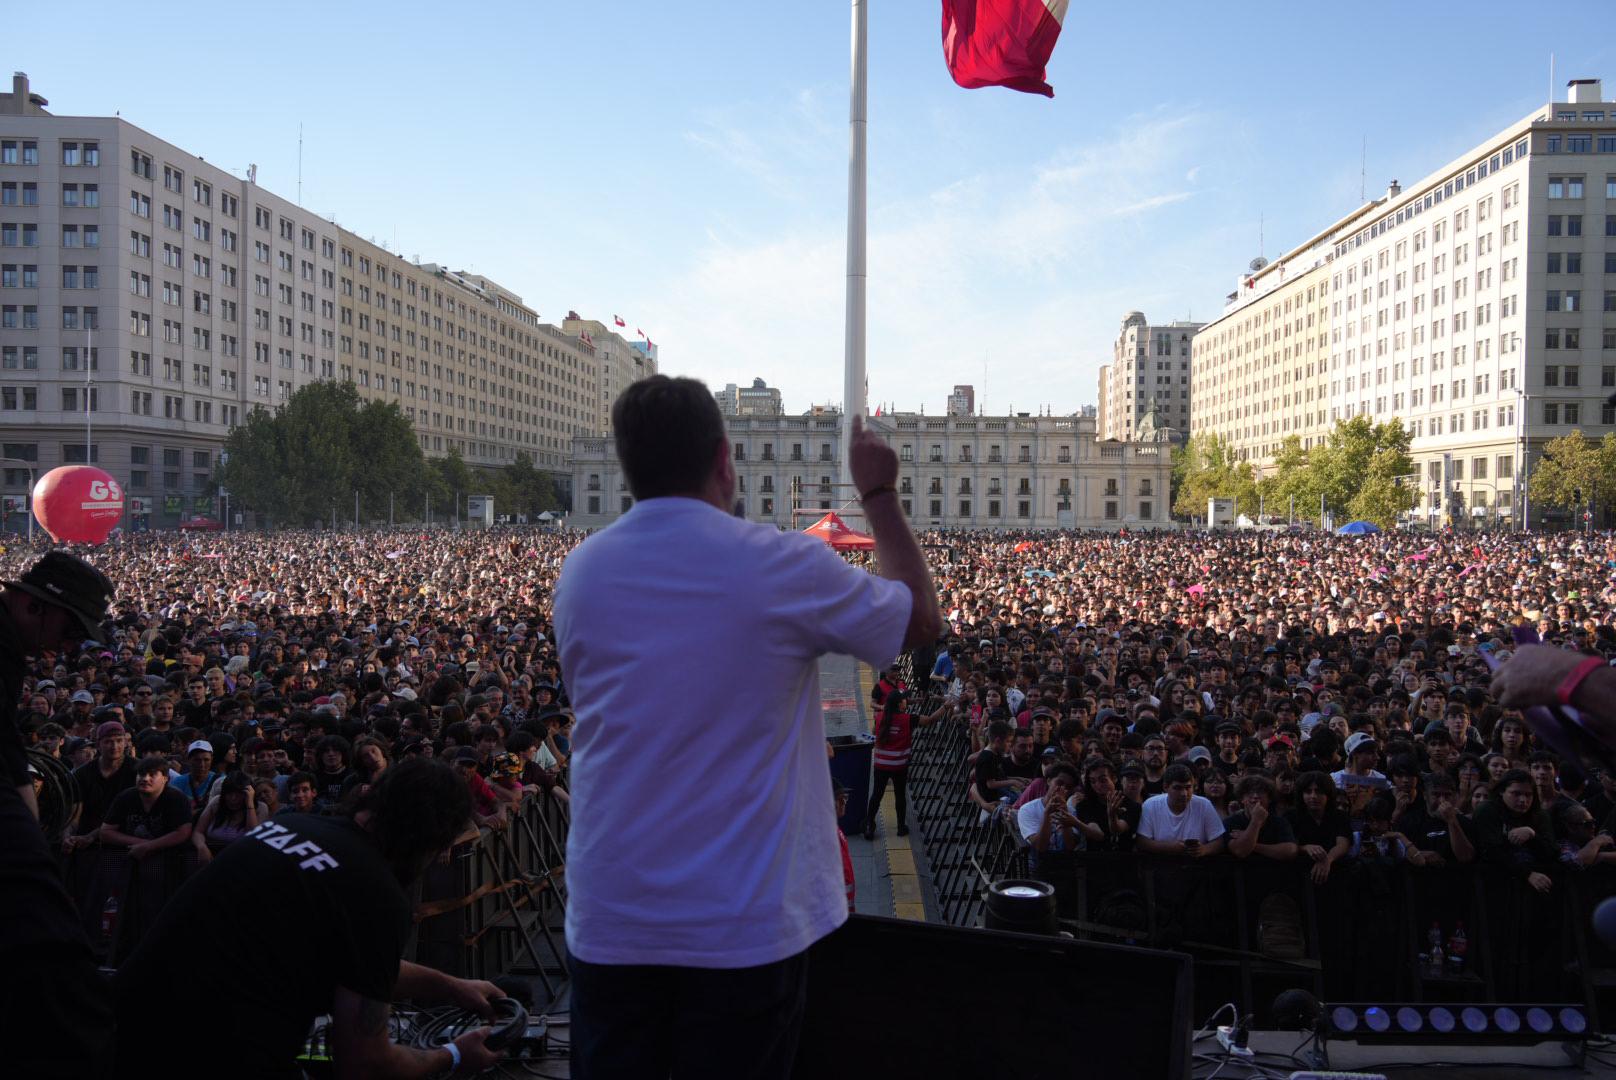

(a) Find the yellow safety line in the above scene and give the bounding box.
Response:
[859,662,927,922]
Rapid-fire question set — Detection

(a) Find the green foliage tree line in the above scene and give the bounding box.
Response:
[1173,416,1418,528]
[217,382,561,526]
[1528,430,1616,519]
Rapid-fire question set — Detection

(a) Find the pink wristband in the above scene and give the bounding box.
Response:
[1557,657,1605,707]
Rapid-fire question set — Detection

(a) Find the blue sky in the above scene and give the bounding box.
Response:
[11,2,1614,414]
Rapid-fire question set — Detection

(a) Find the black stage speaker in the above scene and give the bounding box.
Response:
[794,914,1194,1080]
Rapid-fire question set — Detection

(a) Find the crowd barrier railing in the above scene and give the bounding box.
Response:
[896,679,1611,1024]
[64,789,571,992]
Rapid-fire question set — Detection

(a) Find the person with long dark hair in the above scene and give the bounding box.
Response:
[863,687,952,840]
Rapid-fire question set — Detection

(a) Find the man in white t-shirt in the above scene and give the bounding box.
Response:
[1136,764,1227,856]
[555,376,940,1080]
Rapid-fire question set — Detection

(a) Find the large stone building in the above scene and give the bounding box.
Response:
[1098,311,1202,443]
[1192,76,1616,527]
[562,315,657,433]
[0,74,615,526]
[1190,243,1335,464]
[570,408,1173,531]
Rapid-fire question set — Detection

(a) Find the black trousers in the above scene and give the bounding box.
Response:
[0,780,113,1079]
[866,768,909,831]
[569,949,809,1080]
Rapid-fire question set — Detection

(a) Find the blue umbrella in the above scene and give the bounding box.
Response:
[1336,520,1381,536]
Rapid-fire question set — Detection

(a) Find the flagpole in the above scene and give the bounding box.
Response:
[841,0,868,495]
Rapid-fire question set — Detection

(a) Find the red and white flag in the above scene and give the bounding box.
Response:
[613,315,626,327]
[941,0,1069,98]
[636,327,645,338]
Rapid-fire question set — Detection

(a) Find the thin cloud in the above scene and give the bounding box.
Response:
[649,110,1224,413]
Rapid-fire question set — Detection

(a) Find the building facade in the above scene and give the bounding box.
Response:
[1191,246,1335,465]
[562,315,658,433]
[0,75,607,526]
[1099,312,1202,442]
[1192,77,1616,528]
[715,377,784,417]
[946,384,975,417]
[570,410,1173,531]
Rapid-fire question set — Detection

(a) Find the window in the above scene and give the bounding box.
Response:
[1545,402,1560,424]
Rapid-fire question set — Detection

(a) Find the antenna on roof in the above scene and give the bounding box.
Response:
[297,123,303,205]
[1360,136,1366,202]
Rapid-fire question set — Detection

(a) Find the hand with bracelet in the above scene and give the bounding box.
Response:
[1491,645,1613,721]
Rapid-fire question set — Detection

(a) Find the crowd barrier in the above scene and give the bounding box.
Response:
[63,790,571,995]
[897,675,1614,1026]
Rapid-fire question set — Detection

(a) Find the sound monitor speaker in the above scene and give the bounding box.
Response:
[794,914,1194,1080]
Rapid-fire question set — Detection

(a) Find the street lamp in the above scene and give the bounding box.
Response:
[0,456,36,542]
[1514,388,1530,532]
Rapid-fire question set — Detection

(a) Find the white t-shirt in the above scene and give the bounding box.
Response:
[1138,793,1226,843]
[555,497,912,968]
[1017,796,1081,851]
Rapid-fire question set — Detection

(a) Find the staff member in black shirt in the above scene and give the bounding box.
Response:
[114,756,506,1078]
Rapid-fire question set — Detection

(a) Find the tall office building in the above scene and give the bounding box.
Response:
[1099,312,1202,443]
[946,384,975,417]
[715,377,784,417]
[1190,242,1335,464]
[0,74,608,525]
[1193,77,1616,527]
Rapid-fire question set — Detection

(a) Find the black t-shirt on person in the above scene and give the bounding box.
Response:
[973,750,1007,803]
[114,813,412,1079]
[1288,808,1352,853]
[71,757,136,834]
[1399,802,1476,863]
[103,785,191,840]
[1222,810,1296,849]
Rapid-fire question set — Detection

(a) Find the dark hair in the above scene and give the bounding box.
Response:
[347,757,473,883]
[1494,767,1538,807]
[611,375,727,500]
[1047,763,1080,787]
[1162,763,1193,787]
[286,770,317,792]
[986,720,1012,742]
[1294,770,1336,799]
[134,754,167,776]
[1235,773,1277,802]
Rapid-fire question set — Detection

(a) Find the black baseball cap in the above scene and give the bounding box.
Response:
[5,551,113,640]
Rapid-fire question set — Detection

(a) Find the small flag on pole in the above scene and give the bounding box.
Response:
[613,315,626,327]
[941,0,1069,98]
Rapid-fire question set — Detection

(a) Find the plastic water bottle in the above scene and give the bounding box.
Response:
[1427,922,1444,977]
[101,892,120,943]
[1446,922,1468,975]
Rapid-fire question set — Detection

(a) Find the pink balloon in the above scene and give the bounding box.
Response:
[31,466,124,544]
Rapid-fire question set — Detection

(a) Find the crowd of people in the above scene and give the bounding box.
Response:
[5,521,1616,1016]
[874,526,1616,1000]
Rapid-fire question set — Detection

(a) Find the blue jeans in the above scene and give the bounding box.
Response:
[569,949,808,1080]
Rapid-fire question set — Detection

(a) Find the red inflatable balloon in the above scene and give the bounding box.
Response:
[32,466,124,544]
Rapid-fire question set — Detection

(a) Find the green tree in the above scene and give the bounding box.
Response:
[1530,430,1616,517]
[1258,435,1319,522]
[1172,433,1259,519]
[218,382,428,525]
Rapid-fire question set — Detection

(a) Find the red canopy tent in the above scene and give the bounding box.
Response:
[802,512,875,551]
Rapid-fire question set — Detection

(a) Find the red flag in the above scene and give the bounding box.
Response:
[636,327,645,338]
[613,315,625,327]
[941,0,1068,98]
